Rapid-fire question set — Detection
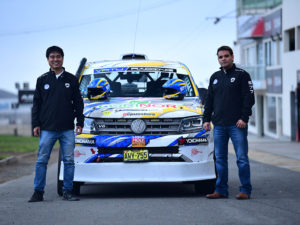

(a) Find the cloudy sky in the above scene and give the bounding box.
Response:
[0,0,236,93]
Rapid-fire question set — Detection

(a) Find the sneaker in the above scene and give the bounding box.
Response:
[28,190,44,202]
[62,191,80,201]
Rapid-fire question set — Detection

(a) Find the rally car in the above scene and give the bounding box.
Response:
[57,54,216,195]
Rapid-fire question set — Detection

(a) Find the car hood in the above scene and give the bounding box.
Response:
[83,97,203,119]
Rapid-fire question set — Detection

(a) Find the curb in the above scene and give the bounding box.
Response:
[0,148,59,167]
[0,152,37,166]
[0,156,18,166]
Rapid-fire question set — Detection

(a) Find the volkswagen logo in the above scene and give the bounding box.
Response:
[131,119,146,134]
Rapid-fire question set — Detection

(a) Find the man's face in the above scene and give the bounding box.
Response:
[217,50,234,70]
[47,52,63,71]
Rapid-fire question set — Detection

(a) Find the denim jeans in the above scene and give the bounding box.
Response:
[34,130,75,193]
[213,125,252,197]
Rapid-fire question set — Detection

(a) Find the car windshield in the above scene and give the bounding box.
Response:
[79,68,195,98]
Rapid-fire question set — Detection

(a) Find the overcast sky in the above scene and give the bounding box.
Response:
[0,0,236,93]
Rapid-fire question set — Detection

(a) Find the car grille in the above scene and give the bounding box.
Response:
[91,118,181,135]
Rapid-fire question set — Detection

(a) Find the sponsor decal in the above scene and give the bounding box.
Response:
[94,67,128,74]
[132,136,146,147]
[178,137,208,145]
[231,78,235,83]
[128,67,175,73]
[93,100,178,110]
[65,83,70,88]
[74,150,86,157]
[191,148,203,156]
[44,84,50,90]
[75,138,96,145]
[103,111,112,116]
[213,79,218,85]
[123,112,155,117]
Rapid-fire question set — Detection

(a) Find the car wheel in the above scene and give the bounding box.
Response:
[57,148,63,196]
[194,179,216,195]
[73,182,82,196]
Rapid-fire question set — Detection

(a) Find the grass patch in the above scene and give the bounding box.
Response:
[0,135,58,153]
[0,154,9,160]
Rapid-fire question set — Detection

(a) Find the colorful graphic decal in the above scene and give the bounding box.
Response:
[83,98,202,118]
[76,130,208,149]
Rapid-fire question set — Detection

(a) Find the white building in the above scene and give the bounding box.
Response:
[235,0,300,141]
[282,0,300,141]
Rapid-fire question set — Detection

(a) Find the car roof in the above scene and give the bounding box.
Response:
[83,59,192,76]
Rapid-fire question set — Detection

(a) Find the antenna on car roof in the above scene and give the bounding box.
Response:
[75,58,87,79]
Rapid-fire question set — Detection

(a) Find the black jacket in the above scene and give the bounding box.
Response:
[203,64,255,126]
[32,69,84,131]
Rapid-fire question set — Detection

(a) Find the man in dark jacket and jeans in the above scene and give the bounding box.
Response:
[29,46,84,202]
[203,46,255,200]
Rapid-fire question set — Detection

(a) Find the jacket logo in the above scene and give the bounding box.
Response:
[44,84,50,90]
[65,83,70,88]
[231,78,235,83]
[213,79,218,85]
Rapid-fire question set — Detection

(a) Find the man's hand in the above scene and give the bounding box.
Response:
[203,122,211,131]
[33,126,40,137]
[236,119,246,129]
[76,126,82,135]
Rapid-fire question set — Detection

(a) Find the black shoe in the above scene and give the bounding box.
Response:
[28,190,44,202]
[62,191,80,201]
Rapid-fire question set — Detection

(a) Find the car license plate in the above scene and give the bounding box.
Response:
[123,150,149,162]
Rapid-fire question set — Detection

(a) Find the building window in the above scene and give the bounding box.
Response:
[267,96,276,133]
[297,26,300,50]
[284,28,295,51]
[265,39,281,66]
[257,43,263,65]
[249,105,256,126]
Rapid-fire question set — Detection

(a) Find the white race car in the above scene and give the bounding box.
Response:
[57,54,216,195]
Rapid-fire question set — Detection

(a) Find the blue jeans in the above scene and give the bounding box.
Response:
[213,125,252,197]
[34,130,75,193]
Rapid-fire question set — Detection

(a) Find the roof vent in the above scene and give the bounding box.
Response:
[121,53,148,60]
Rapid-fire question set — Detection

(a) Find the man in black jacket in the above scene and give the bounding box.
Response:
[29,46,84,202]
[203,46,255,200]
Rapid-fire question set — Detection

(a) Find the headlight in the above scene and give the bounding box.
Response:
[179,116,203,133]
[82,118,106,134]
[82,118,94,134]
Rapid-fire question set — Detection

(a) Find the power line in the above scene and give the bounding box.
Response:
[0,0,183,37]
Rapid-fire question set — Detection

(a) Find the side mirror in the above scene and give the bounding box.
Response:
[197,88,208,105]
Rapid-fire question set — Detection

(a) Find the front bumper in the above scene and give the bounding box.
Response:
[60,161,216,183]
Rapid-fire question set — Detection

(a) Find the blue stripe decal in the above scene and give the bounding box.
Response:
[195,130,207,137]
[168,138,180,146]
[85,154,98,163]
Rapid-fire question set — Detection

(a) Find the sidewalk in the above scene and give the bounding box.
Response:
[229,134,300,172]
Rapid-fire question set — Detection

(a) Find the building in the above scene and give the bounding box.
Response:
[282,0,300,141]
[0,88,32,136]
[235,0,285,139]
[236,0,300,141]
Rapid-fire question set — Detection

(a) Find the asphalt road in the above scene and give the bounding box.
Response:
[1,154,300,225]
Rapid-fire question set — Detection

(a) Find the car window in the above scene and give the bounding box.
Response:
[79,69,195,98]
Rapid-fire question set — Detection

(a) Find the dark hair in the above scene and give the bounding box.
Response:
[46,46,64,58]
[217,46,233,56]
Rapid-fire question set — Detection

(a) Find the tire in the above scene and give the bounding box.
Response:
[57,148,63,196]
[73,182,82,196]
[194,179,216,195]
